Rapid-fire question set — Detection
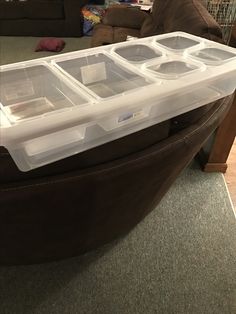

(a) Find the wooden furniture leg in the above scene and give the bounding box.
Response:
[200,92,236,173]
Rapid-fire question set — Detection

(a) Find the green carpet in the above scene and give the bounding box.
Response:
[0,162,235,314]
[0,36,91,66]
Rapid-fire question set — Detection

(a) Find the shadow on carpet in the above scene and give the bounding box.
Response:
[0,162,235,314]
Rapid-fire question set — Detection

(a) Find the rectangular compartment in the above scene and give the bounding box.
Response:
[156,35,200,50]
[146,60,200,79]
[0,64,90,124]
[114,44,162,63]
[189,47,236,65]
[54,53,151,98]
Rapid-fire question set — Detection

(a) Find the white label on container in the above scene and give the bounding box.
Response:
[81,62,107,85]
[4,80,34,101]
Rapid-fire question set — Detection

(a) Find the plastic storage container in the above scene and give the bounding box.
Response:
[1,32,236,171]
[0,64,90,123]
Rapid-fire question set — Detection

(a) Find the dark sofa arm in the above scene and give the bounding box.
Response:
[103,7,150,29]
[63,0,88,36]
[158,0,223,43]
[64,0,88,15]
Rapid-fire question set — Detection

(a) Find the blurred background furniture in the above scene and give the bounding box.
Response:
[91,0,223,46]
[0,0,88,37]
[203,0,236,44]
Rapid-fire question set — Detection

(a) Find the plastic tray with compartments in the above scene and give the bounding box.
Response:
[1,32,236,171]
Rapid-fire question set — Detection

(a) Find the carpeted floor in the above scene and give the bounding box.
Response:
[0,36,91,65]
[0,162,235,314]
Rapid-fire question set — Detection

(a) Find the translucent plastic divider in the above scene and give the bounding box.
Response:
[113,44,162,63]
[0,63,91,124]
[144,58,204,79]
[155,34,200,51]
[53,53,153,99]
[1,32,236,171]
[189,47,236,65]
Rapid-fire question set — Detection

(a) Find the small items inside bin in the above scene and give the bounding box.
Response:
[147,61,199,77]
[156,35,199,50]
[190,47,236,63]
[114,44,162,62]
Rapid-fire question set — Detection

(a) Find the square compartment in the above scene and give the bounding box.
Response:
[0,64,89,123]
[190,47,236,64]
[55,53,151,98]
[114,44,162,62]
[156,35,199,50]
[147,60,199,78]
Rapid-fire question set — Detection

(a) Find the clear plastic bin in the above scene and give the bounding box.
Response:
[114,44,162,63]
[1,32,236,171]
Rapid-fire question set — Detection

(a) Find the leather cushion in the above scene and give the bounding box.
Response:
[91,24,114,47]
[91,24,140,47]
[159,0,222,39]
[113,27,140,43]
[103,7,149,29]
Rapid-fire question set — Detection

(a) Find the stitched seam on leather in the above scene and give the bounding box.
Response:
[0,98,230,192]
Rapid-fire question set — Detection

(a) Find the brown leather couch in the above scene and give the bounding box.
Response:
[0,0,234,265]
[0,0,87,37]
[0,96,233,265]
[92,0,223,46]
